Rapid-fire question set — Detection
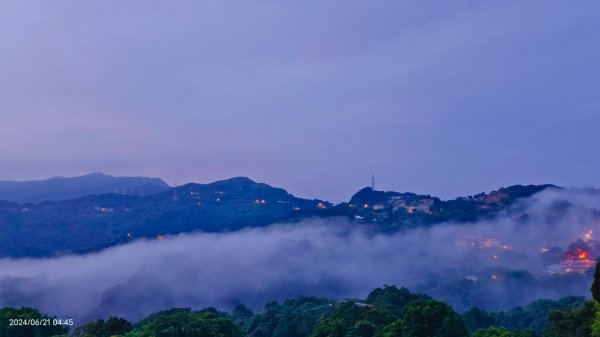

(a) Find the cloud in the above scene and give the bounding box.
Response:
[1,188,600,323]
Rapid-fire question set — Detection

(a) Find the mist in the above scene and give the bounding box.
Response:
[1,188,599,323]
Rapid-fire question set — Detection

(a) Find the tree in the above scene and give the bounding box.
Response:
[471,327,512,337]
[232,305,253,320]
[510,329,537,337]
[72,320,105,337]
[384,300,469,337]
[124,309,241,337]
[245,297,334,337]
[365,285,428,320]
[546,301,595,337]
[462,307,496,332]
[490,296,585,335]
[311,301,393,337]
[590,302,600,337]
[470,327,537,337]
[106,317,134,336]
[73,317,132,337]
[379,320,403,337]
[592,262,600,302]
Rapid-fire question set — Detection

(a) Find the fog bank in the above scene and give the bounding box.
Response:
[1,188,599,323]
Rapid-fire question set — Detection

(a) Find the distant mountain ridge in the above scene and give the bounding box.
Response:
[0,176,557,258]
[0,172,170,203]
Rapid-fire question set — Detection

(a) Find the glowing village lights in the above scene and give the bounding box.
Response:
[560,248,595,273]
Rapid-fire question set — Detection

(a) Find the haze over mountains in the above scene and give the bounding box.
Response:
[1,173,599,322]
[0,173,558,258]
[0,172,169,203]
[2,187,599,322]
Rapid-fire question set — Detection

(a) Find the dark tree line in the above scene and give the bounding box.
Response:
[6,266,600,337]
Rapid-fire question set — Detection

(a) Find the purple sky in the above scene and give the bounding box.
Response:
[0,1,599,202]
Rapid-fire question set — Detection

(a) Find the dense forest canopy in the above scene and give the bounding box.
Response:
[4,270,600,337]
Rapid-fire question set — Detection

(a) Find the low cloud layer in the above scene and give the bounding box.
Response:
[1,188,599,323]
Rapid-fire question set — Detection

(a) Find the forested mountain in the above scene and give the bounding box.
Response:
[0,173,169,203]
[0,177,329,257]
[0,177,555,258]
[335,184,555,231]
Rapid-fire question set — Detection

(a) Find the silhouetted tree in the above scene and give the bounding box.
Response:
[463,307,496,332]
[592,262,600,302]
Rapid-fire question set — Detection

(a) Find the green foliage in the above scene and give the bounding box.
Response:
[311,301,394,337]
[125,309,241,337]
[470,327,537,337]
[462,296,586,336]
[73,317,133,337]
[592,263,600,302]
[545,301,595,337]
[232,305,254,320]
[243,297,334,337]
[463,307,496,332]
[378,320,403,337]
[365,285,429,319]
[312,296,468,337]
[395,300,469,337]
[3,283,596,337]
[511,329,537,337]
[491,296,585,334]
[0,307,68,337]
[471,327,512,337]
[589,302,600,337]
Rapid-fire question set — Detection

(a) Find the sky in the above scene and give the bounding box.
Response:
[0,0,599,202]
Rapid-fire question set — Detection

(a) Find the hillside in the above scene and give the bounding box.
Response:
[0,172,169,203]
[0,178,555,258]
[0,177,329,257]
[338,184,558,231]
